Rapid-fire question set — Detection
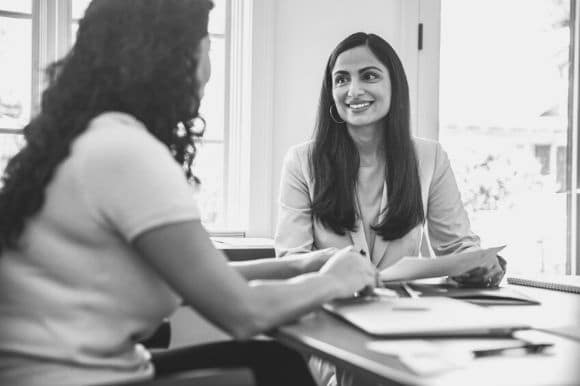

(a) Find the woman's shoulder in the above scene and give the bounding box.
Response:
[412,136,445,159]
[283,140,314,165]
[412,136,441,152]
[412,136,448,174]
[86,111,149,139]
[82,112,162,151]
[288,140,314,155]
[74,111,170,170]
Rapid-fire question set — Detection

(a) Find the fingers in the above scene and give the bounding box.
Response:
[355,267,379,297]
[354,257,378,294]
[452,261,505,288]
[484,264,506,287]
[320,247,339,254]
[320,246,378,298]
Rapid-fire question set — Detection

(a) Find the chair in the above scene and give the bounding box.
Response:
[125,321,256,386]
[141,320,172,349]
[117,368,255,386]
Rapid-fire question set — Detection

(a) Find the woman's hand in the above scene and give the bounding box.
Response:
[289,248,338,273]
[319,246,377,298]
[450,255,507,288]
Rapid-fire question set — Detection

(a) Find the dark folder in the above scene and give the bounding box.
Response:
[409,283,540,305]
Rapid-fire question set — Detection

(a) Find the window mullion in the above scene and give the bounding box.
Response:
[225,0,252,231]
[570,0,580,274]
[31,0,71,116]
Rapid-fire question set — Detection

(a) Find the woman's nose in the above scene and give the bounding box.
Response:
[347,79,364,97]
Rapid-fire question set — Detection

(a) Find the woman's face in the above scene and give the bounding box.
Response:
[331,45,391,130]
[196,36,212,98]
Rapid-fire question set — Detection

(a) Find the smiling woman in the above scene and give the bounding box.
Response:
[274,32,506,386]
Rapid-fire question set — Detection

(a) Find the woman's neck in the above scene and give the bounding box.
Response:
[347,123,384,166]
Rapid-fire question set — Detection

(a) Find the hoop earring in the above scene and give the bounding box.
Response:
[329,105,345,124]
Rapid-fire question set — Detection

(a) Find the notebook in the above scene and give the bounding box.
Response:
[507,274,580,294]
[323,296,530,337]
[409,283,540,305]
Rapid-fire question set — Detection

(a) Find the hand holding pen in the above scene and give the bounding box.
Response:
[319,246,377,299]
[357,248,382,297]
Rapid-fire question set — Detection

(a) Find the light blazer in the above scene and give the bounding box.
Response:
[274,137,480,269]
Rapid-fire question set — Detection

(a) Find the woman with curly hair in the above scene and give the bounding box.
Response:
[0,1,378,385]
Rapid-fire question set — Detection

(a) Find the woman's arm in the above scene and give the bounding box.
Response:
[133,220,375,340]
[231,248,336,280]
[426,142,505,286]
[426,143,481,255]
[274,145,316,256]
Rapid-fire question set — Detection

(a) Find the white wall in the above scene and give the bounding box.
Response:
[248,0,422,237]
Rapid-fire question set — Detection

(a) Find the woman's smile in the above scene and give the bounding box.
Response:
[347,100,374,112]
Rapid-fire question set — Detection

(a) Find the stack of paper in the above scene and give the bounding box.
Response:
[379,246,505,282]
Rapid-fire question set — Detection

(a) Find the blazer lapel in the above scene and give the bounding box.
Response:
[372,182,390,266]
[350,217,370,257]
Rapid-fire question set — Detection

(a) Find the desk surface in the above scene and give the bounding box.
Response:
[273,285,580,386]
[211,237,275,261]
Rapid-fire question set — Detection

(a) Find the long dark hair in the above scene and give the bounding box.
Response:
[310,32,424,240]
[0,0,213,253]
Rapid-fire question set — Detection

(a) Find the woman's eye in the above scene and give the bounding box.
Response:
[334,76,348,86]
[363,72,379,81]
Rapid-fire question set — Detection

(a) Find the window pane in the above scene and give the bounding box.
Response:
[194,141,225,230]
[199,37,225,141]
[439,0,571,274]
[0,0,31,14]
[208,0,225,35]
[0,16,32,129]
[0,133,24,175]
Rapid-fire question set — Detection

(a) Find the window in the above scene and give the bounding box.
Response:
[196,0,229,231]
[437,0,576,274]
[0,0,31,171]
[2,0,239,233]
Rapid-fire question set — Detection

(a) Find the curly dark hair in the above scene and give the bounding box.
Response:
[310,32,425,241]
[0,0,214,253]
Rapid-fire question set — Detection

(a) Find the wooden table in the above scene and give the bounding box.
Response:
[273,285,580,385]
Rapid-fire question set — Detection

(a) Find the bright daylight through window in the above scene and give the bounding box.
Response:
[439,0,574,274]
[1,0,230,232]
[0,0,30,170]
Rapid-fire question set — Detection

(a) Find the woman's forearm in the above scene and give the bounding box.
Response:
[231,249,333,280]
[239,273,339,337]
[230,257,304,280]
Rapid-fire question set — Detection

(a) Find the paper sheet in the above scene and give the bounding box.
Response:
[380,246,505,282]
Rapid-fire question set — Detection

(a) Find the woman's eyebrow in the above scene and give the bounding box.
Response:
[358,66,383,74]
[333,66,383,76]
[332,70,349,76]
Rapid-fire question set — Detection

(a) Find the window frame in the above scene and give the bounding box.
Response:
[1,0,255,235]
[569,0,579,274]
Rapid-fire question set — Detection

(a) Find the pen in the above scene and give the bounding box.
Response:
[472,342,553,358]
[401,282,420,298]
[357,248,379,296]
